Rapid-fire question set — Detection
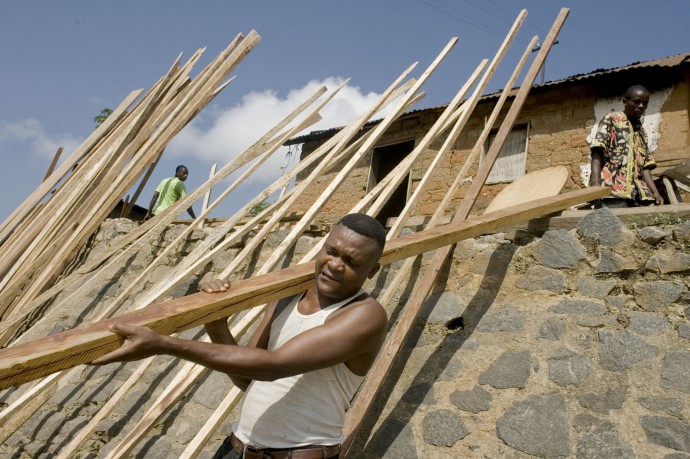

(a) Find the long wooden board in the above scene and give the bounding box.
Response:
[342,8,570,454]
[0,186,607,390]
[483,165,569,214]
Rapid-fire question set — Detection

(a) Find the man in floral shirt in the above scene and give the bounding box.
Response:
[590,85,664,207]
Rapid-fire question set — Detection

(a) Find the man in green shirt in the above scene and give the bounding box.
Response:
[146,165,197,219]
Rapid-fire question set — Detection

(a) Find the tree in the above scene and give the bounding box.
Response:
[93,108,113,128]
[248,200,271,216]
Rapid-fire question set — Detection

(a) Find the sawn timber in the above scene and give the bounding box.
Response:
[0,186,609,389]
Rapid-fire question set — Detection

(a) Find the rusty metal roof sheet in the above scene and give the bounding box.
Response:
[286,52,690,145]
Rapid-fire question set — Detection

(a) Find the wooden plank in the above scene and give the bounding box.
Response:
[199,163,218,226]
[0,33,261,332]
[456,9,569,219]
[484,165,568,213]
[0,59,188,316]
[0,187,607,390]
[42,147,63,182]
[365,59,487,218]
[662,176,679,205]
[0,89,143,246]
[500,203,690,233]
[342,8,569,453]
[0,73,327,442]
[121,150,164,218]
[376,36,537,311]
[49,85,360,455]
[388,9,525,237]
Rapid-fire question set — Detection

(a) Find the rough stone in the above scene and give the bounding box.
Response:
[533,229,587,269]
[638,397,686,418]
[516,265,566,293]
[598,329,659,372]
[450,386,492,413]
[539,317,567,340]
[496,394,571,457]
[664,453,690,459]
[577,277,617,299]
[374,417,418,458]
[479,350,531,389]
[646,252,690,274]
[576,423,636,459]
[673,221,690,244]
[33,410,67,442]
[679,324,690,340]
[550,298,606,316]
[661,352,690,393]
[640,416,690,453]
[638,226,669,245]
[597,249,638,273]
[548,347,591,387]
[475,307,526,333]
[422,409,469,447]
[438,358,464,381]
[576,315,617,328]
[626,311,669,335]
[634,281,684,310]
[134,434,173,459]
[195,372,232,410]
[402,383,436,406]
[605,295,628,309]
[420,291,463,323]
[577,207,634,246]
[578,387,627,413]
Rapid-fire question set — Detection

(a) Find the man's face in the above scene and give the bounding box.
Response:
[176,167,189,181]
[314,224,381,302]
[623,91,649,120]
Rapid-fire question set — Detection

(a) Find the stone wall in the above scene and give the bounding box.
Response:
[354,207,690,458]
[1,208,690,458]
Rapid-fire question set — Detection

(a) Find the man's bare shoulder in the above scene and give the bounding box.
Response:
[329,294,387,328]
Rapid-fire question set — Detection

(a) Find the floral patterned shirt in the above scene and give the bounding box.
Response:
[590,111,656,201]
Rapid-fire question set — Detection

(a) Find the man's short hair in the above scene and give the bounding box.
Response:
[624,85,649,100]
[337,213,386,250]
[176,165,188,173]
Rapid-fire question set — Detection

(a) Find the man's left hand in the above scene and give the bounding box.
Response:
[654,192,665,206]
[91,323,163,365]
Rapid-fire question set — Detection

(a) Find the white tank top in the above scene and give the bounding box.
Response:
[234,289,367,448]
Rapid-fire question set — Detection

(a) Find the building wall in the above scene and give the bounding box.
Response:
[291,70,690,227]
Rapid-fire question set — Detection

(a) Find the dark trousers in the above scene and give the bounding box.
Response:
[211,436,339,459]
[212,436,242,459]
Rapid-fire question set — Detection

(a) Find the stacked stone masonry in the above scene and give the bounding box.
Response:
[1,207,690,458]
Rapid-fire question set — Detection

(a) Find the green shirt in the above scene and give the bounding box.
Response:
[152,177,186,215]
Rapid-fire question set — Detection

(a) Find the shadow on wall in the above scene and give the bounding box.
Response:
[355,242,517,456]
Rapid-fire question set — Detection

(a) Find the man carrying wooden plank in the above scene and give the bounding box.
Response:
[94,213,388,459]
[145,165,197,219]
[589,85,664,207]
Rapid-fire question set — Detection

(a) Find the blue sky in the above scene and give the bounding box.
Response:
[1,1,688,222]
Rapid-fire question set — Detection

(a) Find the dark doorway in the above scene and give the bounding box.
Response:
[369,140,415,227]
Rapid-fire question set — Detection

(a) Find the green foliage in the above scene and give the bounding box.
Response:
[248,200,271,216]
[93,108,113,127]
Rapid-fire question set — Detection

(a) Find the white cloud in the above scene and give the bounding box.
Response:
[167,77,391,184]
[0,119,83,159]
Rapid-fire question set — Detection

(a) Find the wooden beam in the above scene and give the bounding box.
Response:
[42,147,63,182]
[0,186,607,390]
[342,8,569,454]
[199,163,218,225]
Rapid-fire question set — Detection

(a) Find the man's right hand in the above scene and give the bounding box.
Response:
[200,276,232,293]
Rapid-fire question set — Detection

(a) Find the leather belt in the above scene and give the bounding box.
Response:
[229,433,340,459]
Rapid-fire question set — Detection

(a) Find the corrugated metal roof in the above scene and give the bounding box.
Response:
[286,52,690,145]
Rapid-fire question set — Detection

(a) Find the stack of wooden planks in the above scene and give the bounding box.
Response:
[0,8,611,458]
